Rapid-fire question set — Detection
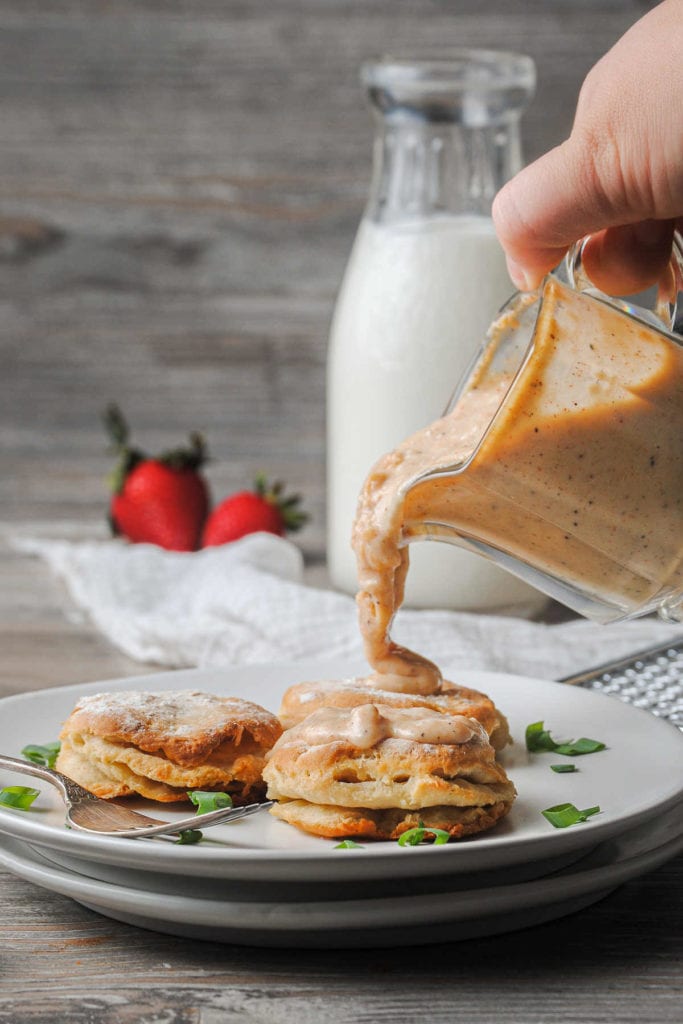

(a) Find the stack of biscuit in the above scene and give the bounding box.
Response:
[56,690,282,804]
[263,698,515,841]
[55,675,516,843]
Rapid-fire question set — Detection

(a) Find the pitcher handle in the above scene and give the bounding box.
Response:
[565,230,683,332]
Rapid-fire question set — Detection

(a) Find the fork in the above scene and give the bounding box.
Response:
[0,754,273,839]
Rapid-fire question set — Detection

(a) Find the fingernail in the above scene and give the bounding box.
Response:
[506,257,535,292]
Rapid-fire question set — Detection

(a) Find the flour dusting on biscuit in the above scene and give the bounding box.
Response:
[57,690,282,803]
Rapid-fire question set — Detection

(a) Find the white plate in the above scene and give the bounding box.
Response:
[0,659,682,884]
[32,840,590,900]
[1,801,681,947]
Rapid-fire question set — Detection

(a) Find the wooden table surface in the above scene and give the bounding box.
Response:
[1,2,680,1020]
[1,532,681,1024]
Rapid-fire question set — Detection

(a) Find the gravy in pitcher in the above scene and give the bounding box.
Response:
[352,278,683,694]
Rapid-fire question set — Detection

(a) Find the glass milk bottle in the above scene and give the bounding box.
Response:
[327,52,543,610]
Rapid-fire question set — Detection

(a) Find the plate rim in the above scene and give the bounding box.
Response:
[0,823,681,932]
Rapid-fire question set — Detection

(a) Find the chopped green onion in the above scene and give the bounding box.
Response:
[525,721,558,753]
[21,742,61,768]
[550,764,577,773]
[334,839,364,849]
[542,803,601,828]
[175,828,203,845]
[526,721,605,757]
[0,786,40,810]
[554,737,606,756]
[397,825,451,847]
[187,790,233,815]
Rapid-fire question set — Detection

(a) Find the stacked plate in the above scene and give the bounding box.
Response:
[1,659,682,948]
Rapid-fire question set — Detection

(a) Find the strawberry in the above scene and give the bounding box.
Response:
[104,404,210,552]
[201,474,308,546]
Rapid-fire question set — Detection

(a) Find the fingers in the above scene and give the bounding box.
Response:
[581,220,677,295]
[492,0,683,296]
[492,137,620,291]
[493,141,679,296]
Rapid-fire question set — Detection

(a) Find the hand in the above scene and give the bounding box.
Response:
[492,0,683,295]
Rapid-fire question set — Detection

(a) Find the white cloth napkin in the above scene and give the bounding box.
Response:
[13,532,682,681]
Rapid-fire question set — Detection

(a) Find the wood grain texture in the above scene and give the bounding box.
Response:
[0,3,680,1021]
[0,856,681,1023]
[0,0,659,557]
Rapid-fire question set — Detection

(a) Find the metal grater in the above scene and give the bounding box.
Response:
[559,637,683,730]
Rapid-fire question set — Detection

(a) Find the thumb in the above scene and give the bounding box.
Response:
[492,136,620,290]
[492,134,679,294]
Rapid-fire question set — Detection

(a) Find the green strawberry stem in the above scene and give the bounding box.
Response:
[254,473,309,533]
[103,403,146,496]
[158,431,207,471]
[103,403,130,451]
[102,404,207,497]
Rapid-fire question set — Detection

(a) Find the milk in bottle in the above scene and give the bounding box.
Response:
[327,53,544,610]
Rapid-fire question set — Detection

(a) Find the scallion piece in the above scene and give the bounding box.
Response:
[526,721,605,756]
[554,737,606,756]
[175,828,203,845]
[542,803,601,828]
[21,742,61,768]
[550,764,577,773]
[187,790,233,815]
[397,825,451,847]
[0,786,40,810]
[525,721,558,753]
[334,839,364,849]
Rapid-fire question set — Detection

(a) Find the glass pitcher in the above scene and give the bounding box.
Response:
[327,51,539,611]
[401,235,683,624]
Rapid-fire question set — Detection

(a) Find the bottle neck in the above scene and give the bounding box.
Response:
[366,117,523,223]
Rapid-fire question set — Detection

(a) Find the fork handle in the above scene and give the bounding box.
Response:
[0,753,91,805]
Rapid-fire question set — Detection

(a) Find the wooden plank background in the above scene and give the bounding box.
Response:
[1,853,682,1024]
[0,5,681,1020]
[0,0,657,559]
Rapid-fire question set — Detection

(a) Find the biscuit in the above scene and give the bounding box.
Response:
[269,799,511,840]
[57,690,282,803]
[263,703,515,840]
[278,678,511,750]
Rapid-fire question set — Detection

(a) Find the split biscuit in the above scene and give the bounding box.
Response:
[56,689,282,803]
[269,799,512,841]
[278,677,511,750]
[264,703,515,840]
